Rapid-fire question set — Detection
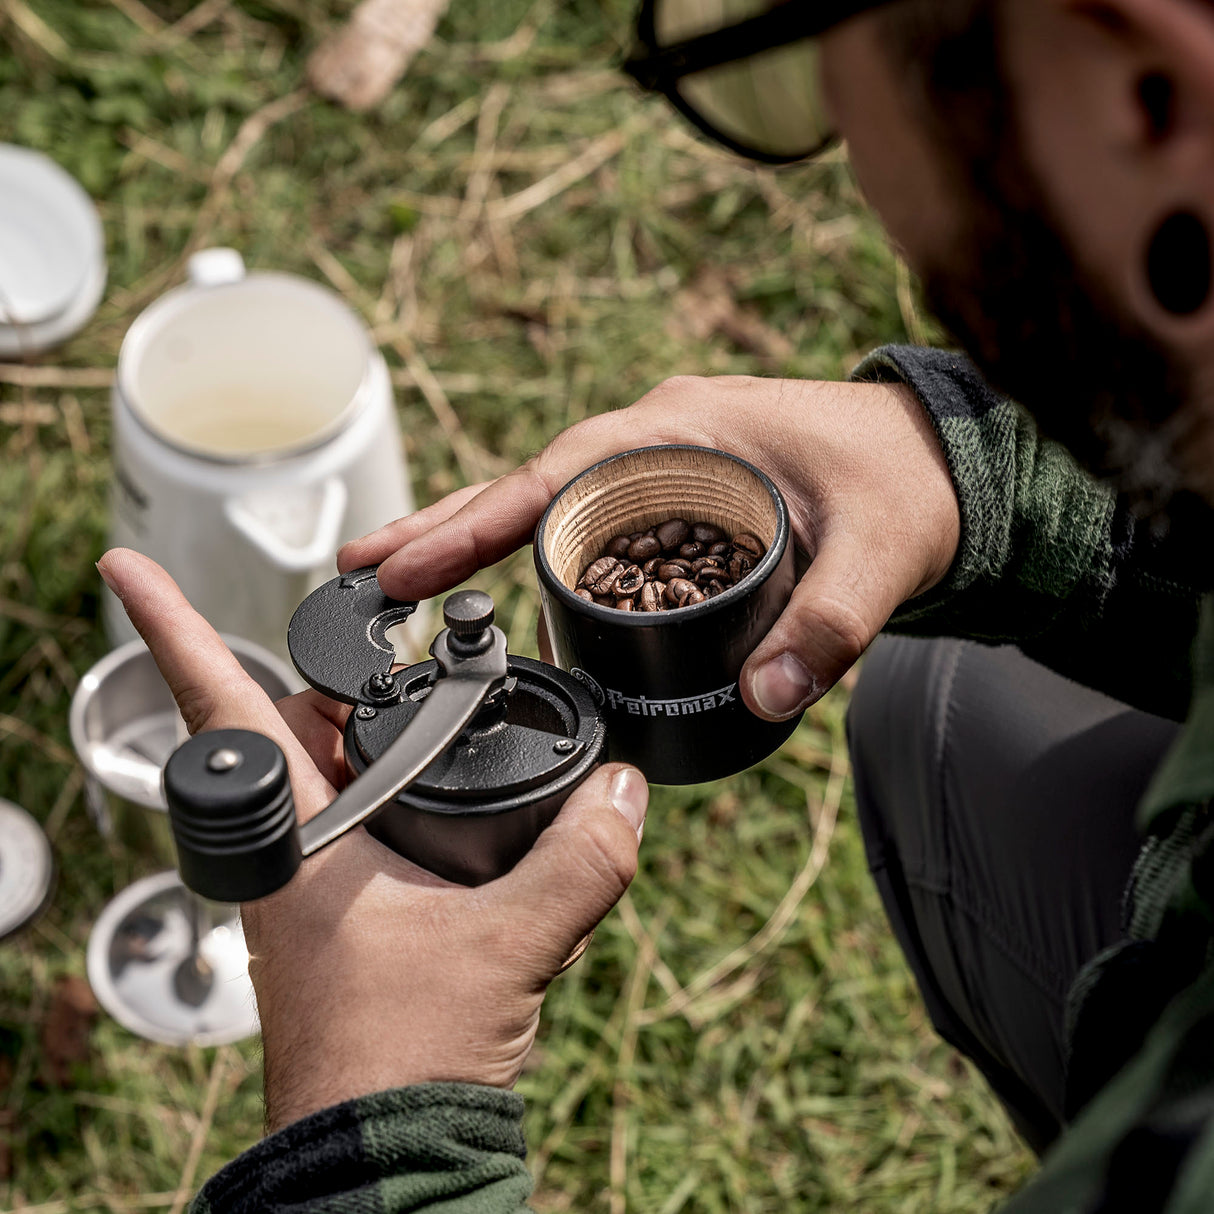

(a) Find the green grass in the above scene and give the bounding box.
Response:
[0,0,1033,1209]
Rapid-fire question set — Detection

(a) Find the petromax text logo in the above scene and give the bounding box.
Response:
[605,684,737,717]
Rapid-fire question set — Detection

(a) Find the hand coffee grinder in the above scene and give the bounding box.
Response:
[163,568,607,901]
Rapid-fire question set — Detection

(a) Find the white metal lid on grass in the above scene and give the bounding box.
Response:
[0,143,106,357]
[0,798,54,939]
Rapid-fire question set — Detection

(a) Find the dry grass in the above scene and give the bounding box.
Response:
[0,0,1032,1209]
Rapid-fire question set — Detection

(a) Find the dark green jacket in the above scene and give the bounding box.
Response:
[191,347,1214,1212]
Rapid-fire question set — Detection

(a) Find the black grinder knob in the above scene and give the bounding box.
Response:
[164,729,302,903]
[442,590,495,648]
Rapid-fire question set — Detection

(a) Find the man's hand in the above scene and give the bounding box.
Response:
[339,376,960,719]
[98,548,648,1133]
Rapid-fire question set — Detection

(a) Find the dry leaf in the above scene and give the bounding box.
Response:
[308,0,452,112]
[40,975,98,1087]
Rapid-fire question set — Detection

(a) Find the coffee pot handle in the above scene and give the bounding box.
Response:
[224,477,349,573]
[187,247,246,288]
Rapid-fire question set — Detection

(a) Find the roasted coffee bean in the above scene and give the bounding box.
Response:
[640,581,665,612]
[654,518,690,550]
[657,559,692,581]
[582,556,624,595]
[575,515,765,613]
[614,564,645,595]
[729,551,756,582]
[666,577,697,606]
[628,535,662,563]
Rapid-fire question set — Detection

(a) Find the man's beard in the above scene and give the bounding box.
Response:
[915,128,1196,522]
[882,0,1200,522]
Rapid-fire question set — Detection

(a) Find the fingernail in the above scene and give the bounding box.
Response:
[610,768,648,836]
[752,653,814,719]
[96,561,120,596]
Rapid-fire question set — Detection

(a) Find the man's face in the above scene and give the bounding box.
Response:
[819,6,1194,517]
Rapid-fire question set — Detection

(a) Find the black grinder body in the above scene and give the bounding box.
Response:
[345,655,606,885]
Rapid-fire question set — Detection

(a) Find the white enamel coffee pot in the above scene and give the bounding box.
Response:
[105,248,423,664]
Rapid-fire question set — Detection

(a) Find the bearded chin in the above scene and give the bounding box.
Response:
[919,215,1194,526]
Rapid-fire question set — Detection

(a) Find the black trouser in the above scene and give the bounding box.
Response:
[847,636,1181,1154]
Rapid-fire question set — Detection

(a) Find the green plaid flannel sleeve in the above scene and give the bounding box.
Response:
[189,1083,532,1213]
[853,346,1210,720]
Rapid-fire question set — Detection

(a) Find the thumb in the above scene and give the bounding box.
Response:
[97,547,336,813]
[490,763,647,977]
[741,530,905,720]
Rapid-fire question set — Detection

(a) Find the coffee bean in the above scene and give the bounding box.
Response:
[729,551,756,581]
[666,578,697,606]
[708,541,730,558]
[640,581,665,612]
[593,595,615,607]
[692,522,725,545]
[628,531,644,542]
[703,578,729,597]
[642,556,663,576]
[732,533,765,558]
[657,560,692,581]
[628,535,661,563]
[615,597,635,611]
[655,518,690,550]
[582,556,624,595]
[691,556,725,575]
[678,542,704,560]
[684,588,706,606]
[605,535,632,559]
[574,587,594,601]
[614,564,644,595]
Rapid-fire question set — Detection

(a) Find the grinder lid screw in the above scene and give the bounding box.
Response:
[206,747,243,773]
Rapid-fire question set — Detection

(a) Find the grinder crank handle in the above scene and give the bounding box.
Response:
[299,610,507,855]
[164,592,508,903]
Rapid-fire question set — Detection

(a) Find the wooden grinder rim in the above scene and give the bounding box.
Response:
[539,445,781,591]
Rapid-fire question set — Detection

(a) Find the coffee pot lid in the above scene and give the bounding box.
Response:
[0,144,107,357]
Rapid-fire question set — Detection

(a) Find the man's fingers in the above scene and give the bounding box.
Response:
[275,690,351,790]
[369,410,679,601]
[98,549,336,814]
[374,463,557,600]
[489,763,647,978]
[740,530,905,720]
[536,611,554,665]
[337,481,493,574]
